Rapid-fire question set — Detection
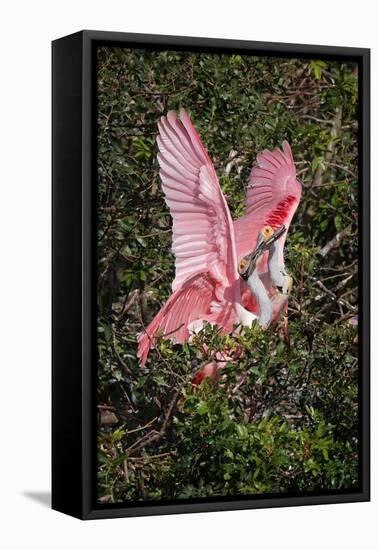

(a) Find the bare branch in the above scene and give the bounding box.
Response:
[319,225,352,257]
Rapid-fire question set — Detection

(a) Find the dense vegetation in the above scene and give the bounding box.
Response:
[96,47,359,504]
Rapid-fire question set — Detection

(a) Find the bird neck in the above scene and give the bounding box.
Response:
[268,238,293,294]
[268,239,285,286]
[247,265,272,327]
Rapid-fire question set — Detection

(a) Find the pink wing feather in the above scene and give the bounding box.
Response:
[234,141,301,263]
[157,109,239,292]
[246,141,296,217]
[137,272,218,366]
[137,110,240,365]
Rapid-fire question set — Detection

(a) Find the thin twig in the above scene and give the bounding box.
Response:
[319,225,352,257]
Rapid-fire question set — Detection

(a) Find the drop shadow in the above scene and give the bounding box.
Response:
[22,491,51,508]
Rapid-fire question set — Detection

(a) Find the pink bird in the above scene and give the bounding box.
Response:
[137,109,302,367]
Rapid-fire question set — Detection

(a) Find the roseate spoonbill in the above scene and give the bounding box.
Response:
[137,109,302,366]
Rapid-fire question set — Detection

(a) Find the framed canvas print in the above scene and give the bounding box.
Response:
[52,30,370,520]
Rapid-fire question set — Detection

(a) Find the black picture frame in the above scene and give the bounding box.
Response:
[52,30,370,520]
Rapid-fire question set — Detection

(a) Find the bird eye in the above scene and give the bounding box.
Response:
[239,260,247,272]
[262,225,274,238]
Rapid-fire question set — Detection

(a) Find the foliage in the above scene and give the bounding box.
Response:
[96,47,359,503]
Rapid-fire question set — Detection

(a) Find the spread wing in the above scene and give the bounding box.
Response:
[246,141,297,217]
[157,109,239,293]
[235,141,301,262]
[137,272,218,366]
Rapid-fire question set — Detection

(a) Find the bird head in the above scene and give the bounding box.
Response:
[238,224,286,281]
